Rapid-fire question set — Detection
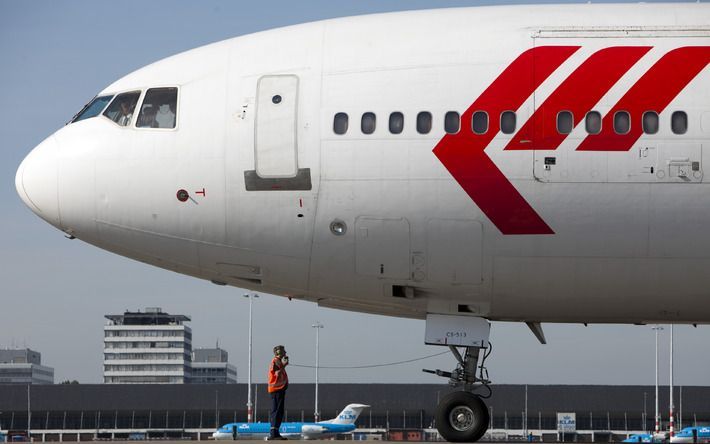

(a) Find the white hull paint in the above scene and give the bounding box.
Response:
[16,4,710,324]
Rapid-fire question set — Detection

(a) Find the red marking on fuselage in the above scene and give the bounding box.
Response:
[506,46,651,151]
[577,46,710,151]
[195,188,206,196]
[433,46,579,235]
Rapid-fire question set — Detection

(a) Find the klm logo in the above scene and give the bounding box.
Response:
[339,411,355,420]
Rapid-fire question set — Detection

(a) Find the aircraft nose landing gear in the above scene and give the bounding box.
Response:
[435,391,489,442]
[423,315,493,442]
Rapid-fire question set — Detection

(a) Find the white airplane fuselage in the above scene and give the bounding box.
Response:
[16,4,710,324]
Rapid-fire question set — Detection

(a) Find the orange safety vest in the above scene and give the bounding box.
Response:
[267,357,288,393]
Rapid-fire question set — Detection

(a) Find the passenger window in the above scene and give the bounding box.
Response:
[585,111,601,135]
[389,112,404,134]
[500,111,516,134]
[614,111,630,134]
[472,111,488,134]
[444,111,460,134]
[333,112,348,135]
[72,95,113,123]
[417,112,432,134]
[361,112,376,134]
[642,111,659,135]
[137,87,178,129]
[556,111,573,135]
[103,91,141,127]
[671,111,688,135]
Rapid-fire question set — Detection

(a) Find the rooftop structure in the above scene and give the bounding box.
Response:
[105,306,190,326]
[0,348,54,384]
[193,347,228,363]
[0,348,42,365]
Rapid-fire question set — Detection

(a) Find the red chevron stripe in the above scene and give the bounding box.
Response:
[505,46,651,151]
[433,46,579,235]
[577,46,710,151]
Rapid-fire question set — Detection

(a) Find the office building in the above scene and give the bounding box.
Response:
[104,307,192,384]
[191,347,237,384]
[0,348,54,384]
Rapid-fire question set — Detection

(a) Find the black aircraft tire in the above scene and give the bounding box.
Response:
[435,391,489,442]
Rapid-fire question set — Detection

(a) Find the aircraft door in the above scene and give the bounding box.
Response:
[243,74,312,190]
[255,75,298,177]
[216,68,319,292]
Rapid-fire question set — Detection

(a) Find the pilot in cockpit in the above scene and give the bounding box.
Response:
[155,102,176,128]
[138,105,158,128]
[117,96,138,127]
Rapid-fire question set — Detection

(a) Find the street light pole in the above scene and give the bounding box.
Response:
[312,322,324,422]
[524,384,528,437]
[670,324,674,438]
[652,325,663,435]
[643,392,648,433]
[27,384,31,442]
[244,293,259,423]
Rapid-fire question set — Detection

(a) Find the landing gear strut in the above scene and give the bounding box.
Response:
[423,315,493,442]
[424,344,492,442]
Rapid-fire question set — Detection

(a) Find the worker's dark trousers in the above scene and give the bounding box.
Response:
[270,389,286,437]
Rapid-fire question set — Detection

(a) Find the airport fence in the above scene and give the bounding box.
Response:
[2,384,709,441]
[0,408,707,433]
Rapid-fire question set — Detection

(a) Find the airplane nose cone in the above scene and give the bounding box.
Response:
[16,136,61,227]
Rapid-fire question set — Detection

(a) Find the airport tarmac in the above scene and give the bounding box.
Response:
[23,440,620,444]
[20,441,508,444]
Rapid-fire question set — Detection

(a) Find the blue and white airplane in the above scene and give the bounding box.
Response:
[671,427,710,444]
[212,404,369,440]
[622,433,655,443]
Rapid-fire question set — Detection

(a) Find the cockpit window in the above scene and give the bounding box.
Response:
[137,87,177,129]
[103,91,141,127]
[71,95,113,123]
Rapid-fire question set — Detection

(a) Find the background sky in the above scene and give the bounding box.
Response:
[1,0,708,388]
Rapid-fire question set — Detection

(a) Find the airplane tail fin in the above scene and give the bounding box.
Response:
[321,404,370,425]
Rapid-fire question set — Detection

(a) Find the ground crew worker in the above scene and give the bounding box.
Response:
[267,345,289,440]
